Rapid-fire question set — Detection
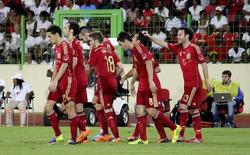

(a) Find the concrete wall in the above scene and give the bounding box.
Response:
[0,64,249,113]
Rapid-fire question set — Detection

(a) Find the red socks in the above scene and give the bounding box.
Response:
[96,109,109,135]
[78,113,86,132]
[48,113,61,136]
[105,112,119,138]
[137,116,147,141]
[153,118,167,139]
[192,116,202,139]
[179,112,189,137]
[70,116,79,141]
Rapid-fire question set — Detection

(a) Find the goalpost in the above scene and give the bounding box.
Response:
[54,9,124,61]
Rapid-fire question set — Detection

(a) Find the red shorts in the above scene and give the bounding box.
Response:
[180,86,202,108]
[47,75,77,104]
[137,90,161,109]
[75,74,88,104]
[98,76,117,94]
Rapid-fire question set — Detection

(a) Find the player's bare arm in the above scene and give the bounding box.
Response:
[130,69,138,97]
[121,67,134,84]
[72,56,78,70]
[142,31,168,48]
[145,60,156,93]
[201,62,212,91]
[116,62,125,76]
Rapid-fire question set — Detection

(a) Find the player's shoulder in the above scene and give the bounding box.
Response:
[190,43,202,51]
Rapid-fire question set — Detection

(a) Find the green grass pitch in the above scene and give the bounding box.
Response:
[0,127,249,155]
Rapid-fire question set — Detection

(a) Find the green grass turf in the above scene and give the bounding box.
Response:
[0,127,249,155]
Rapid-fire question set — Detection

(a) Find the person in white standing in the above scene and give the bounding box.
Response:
[5,73,34,127]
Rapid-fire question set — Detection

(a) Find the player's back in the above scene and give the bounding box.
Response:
[71,38,86,76]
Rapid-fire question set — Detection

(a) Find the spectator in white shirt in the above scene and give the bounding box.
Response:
[62,0,80,10]
[5,73,34,127]
[10,24,21,63]
[154,0,169,20]
[151,26,167,60]
[126,1,139,24]
[189,0,204,22]
[164,10,182,33]
[197,10,209,34]
[0,0,10,24]
[210,6,229,32]
[37,11,52,32]
[243,0,250,22]
[30,0,47,21]
[23,0,35,8]
[242,28,250,47]
[113,1,127,22]
[228,40,245,63]
[26,10,37,37]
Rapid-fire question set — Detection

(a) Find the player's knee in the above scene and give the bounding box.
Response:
[179,103,188,113]
[191,109,200,118]
[136,105,146,117]
[76,104,84,113]
[44,103,53,114]
[146,108,158,118]
[95,103,103,111]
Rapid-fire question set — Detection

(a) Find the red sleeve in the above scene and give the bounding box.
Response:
[192,44,205,63]
[72,40,78,58]
[166,43,178,54]
[61,42,70,63]
[135,44,153,63]
[88,49,98,66]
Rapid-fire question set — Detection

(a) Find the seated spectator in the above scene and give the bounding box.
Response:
[10,24,20,64]
[197,10,209,35]
[40,51,52,65]
[151,26,167,60]
[143,1,154,23]
[0,0,10,24]
[0,23,4,63]
[5,9,21,33]
[2,33,11,63]
[36,11,52,33]
[205,0,217,18]
[189,0,204,30]
[113,1,126,22]
[242,27,250,47]
[30,0,46,21]
[210,6,229,32]
[242,0,250,22]
[164,10,182,33]
[23,0,35,8]
[5,73,34,127]
[226,0,244,23]
[133,9,148,30]
[25,10,37,37]
[228,40,245,63]
[99,0,113,9]
[25,31,36,64]
[211,70,244,128]
[126,1,139,24]
[62,0,80,10]
[154,0,169,20]
[173,0,188,16]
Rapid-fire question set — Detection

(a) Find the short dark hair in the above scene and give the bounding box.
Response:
[68,22,80,37]
[178,27,194,41]
[47,25,62,37]
[136,32,149,46]
[88,31,104,43]
[222,70,232,77]
[117,31,132,42]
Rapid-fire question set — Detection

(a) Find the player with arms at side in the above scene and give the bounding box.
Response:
[44,25,79,145]
[143,27,212,143]
[63,22,91,143]
[88,31,123,143]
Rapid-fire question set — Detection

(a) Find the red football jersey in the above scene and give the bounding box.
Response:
[167,43,205,87]
[88,44,120,78]
[131,43,161,91]
[54,40,74,77]
[102,38,121,63]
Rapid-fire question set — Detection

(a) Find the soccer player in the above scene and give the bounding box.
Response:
[117,32,181,144]
[143,28,212,143]
[44,25,78,145]
[123,33,169,143]
[87,31,122,143]
[63,22,91,143]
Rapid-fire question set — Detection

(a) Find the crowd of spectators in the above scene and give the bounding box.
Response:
[0,0,249,64]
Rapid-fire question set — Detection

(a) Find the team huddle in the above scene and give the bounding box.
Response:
[44,22,212,145]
